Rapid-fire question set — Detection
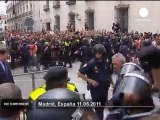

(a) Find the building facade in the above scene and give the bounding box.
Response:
[0,14,7,32]
[6,1,160,33]
[6,0,34,31]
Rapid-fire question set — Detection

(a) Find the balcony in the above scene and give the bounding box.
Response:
[43,4,50,11]
[26,11,32,16]
[66,0,76,5]
[53,1,60,8]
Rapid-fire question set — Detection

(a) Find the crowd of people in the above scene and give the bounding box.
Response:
[0,28,160,120]
[3,29,160,72]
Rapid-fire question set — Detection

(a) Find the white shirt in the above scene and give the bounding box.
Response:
[0,61,5,72]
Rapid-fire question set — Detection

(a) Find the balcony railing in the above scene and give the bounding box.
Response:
[53,1,60,8]
[66,0,76,5]
[43,4,50,11]
[7,11,33,22]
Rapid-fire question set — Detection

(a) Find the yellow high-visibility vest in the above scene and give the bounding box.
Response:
[29,83,77,101]
[64,42,70,46]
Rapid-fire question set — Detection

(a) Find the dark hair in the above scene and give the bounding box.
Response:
[0,83,22,118]
[44,67,68,91]
[0,50,6,55]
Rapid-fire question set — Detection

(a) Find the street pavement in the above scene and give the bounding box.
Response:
[12,61,88,99]
[11,61,160,120]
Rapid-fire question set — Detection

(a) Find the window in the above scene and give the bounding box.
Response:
[30,3,32,11]
[23,6,25,13]
[66,0,76,5]
[53,0,60,8]
[26,5,28,12]
[5,21,7,24]
[55,15,60,31]
[46,22,51,31]
[46,0,49,6]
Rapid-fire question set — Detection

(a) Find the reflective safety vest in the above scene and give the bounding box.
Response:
[64,41,71,47]
[29,83,77,101]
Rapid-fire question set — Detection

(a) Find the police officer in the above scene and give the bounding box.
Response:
[106,71,154,120]
[10,36,18,70]
[29,66,78,101]
[75,38,93,68]
[62,39,72,68]
[20,43,30,73]
[135,43,160,120]
[119,37,131,62]
[78,44,112,120]
[41,42,52,70]
[110,62,144,111]
[27,88,99,120]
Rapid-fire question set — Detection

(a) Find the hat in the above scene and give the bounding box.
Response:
[44,67,68,82]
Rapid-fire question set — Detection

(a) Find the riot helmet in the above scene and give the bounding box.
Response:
[117,71,154,114]
[142,39,152,47]
[92,44,106,55]
[82,38,89,45]
[118,71,151,97]
[120,62,143,76]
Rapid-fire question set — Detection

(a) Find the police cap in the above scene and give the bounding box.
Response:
[44,67,68,82]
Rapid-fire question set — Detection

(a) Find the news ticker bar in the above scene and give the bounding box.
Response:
[1,99,154,109]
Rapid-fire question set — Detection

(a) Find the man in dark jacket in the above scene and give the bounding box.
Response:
[20,43,30,73]
[0,42,14,84]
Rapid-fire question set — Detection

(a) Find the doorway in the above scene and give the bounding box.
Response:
[116,8,128,33]
[86,11,94,30]
[55,15,60,31]
[69,13,75,31]
[46,22,51,31]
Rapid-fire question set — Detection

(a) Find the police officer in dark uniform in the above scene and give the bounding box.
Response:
[20,43,30,73]
[75,38,93,68]
[134,43,160,120]
[78,44,112,120]
[119,37,131,62]
[106,71,154,120]
[62,39,72,68]
[109,62,144,112]
[29,66,78,101]
[10,36,18,70]
[41,42,52,70]
[103,36,114,66]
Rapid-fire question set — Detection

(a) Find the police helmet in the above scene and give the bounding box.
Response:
[120,62,143,76]
[26,88,82,120]
[44,66,68,82]
[117,71,154,113]
[121,37,128,45]
[93,44,106,54]
[82,38,89,45]
[142,39,152,47]
[118,70,151,97]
